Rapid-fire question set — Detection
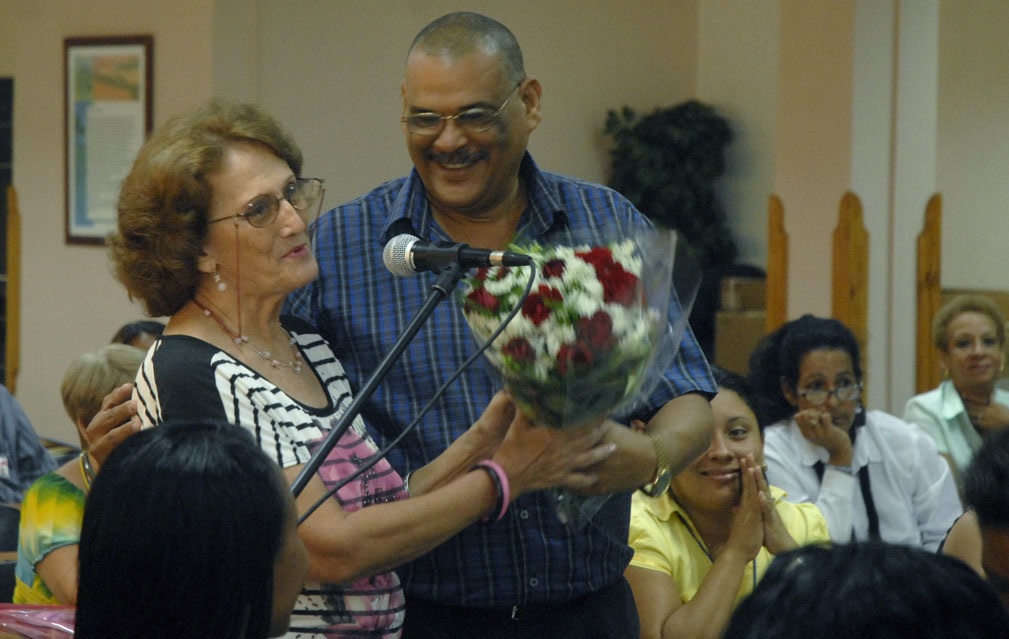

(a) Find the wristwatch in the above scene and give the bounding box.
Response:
[639,432,673,497]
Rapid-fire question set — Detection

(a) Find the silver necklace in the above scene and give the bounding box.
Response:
[192,299,303,374]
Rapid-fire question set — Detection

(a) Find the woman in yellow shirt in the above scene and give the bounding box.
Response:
[626,367,829,639]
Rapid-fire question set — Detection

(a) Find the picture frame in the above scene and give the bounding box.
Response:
[64,35,152,245]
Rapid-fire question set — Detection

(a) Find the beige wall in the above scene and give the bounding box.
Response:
[938,1,1009,290]
[246,1,700,208]
[4,0,1007,438]
[6,1,700,439]
[8,0,214,440]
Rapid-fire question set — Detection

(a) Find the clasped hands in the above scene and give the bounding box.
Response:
[724,454,797,562]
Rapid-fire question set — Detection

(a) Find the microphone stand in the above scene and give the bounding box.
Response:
[290,262,466,497]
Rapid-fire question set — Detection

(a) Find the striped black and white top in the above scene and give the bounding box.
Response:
[134,315,407,638]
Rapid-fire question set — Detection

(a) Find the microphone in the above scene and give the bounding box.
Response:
[383,233,533,277]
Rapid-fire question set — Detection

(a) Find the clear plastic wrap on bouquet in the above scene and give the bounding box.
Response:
[460,225,701,526]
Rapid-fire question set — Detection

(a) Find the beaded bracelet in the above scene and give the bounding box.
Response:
[79,451,96,490]
[474,459,511,523]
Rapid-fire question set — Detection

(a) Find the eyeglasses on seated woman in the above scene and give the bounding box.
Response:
[747,314,962,551]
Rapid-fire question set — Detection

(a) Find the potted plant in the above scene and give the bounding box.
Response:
[604,99,756,358]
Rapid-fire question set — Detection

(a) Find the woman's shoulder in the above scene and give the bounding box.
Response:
[771,486,830,541]
[23,471,83,505]
[280,313,321,336]
[864,410,943,454]
[905,384,945,405]
[762,419,800,446]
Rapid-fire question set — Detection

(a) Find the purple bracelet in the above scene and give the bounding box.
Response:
[475,459,511,523]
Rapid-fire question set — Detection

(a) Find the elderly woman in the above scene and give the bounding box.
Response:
[904,295,1009,479]
[625,367,828,639]
[107,100,612,639]
[748,315,962,550]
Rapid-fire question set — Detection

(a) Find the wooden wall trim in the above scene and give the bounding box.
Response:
[916,193,942,394]
[765,194,788,334]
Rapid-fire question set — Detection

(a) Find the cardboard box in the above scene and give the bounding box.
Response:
[720,277,766,312]
[714,309,767,375]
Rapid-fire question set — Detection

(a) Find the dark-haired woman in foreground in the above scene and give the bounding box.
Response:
[74,421,309,639]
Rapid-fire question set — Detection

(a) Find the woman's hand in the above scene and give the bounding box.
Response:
[463,390,516,458]
[722,455,764,563]
[794,408,853,466]
[962,392,1009,433]
[492,412,615,497]
[748,455,798,555]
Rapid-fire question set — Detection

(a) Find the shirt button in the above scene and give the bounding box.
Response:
[529,578,539,588]
[519,509,530,520]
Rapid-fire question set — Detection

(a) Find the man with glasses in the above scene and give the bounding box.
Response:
[747,314,962,551]
[286,11,715,639]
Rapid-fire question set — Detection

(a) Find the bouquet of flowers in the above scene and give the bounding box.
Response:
[460,227,697,525]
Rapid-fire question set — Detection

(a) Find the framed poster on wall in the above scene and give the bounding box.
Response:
[64,35,152,244]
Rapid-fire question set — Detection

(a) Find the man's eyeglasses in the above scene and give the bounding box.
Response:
[208,178,325,229]
[797,381,863,406]
[401,83,522,137]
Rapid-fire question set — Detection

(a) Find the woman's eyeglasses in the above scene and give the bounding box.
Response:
[208,178,325,229]
[797,381,863,405]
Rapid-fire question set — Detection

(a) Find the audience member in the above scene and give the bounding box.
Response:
[285,12,715,637]
[74,420,310,639]
[0,384,56,508]
[14,344,144,604]
[748,315,961,549]
[904,294,1009,481]
[109,99,613,638]
[626,367,827,639]
[943,427,1009,613]
[723,541,1009,639]
[110,319,166,350]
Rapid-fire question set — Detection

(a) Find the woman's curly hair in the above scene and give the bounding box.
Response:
[746,314,862,425]
[107,100,303,317]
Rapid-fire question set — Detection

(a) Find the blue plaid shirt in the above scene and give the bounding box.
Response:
[286,154,715,607]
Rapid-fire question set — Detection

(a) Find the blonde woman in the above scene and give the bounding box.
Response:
[905,295,1009,479]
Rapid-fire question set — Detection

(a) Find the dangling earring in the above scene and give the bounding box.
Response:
[213,266,227,292]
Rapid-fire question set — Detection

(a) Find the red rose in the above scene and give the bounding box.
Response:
[522,293,552,325]
[473,267,491,281]
[557,341,594,375]
[466,288,500,313]
[502,337,536,364]
[522,285,563,326]
[542,258,566,279]
[575,311,616,351]
[575,246,616,272]
[601,264,639,306]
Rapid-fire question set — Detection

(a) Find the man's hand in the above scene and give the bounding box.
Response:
[79,383,140,469]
